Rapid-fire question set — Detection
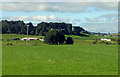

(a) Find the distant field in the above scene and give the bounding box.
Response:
[2,34,46,46]
[2,34,118,75]
[2,34,95,46]
[2,34,117,46]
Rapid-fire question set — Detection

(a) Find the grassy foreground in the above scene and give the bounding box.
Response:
[2,44,118,75]
[2,34,118,75]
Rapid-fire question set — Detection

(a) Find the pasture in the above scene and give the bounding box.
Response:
[2,34,118,75]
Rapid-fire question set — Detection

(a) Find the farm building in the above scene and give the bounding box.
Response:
[21,37,44,41]
[100,38,111,41]
[21,37,39,41]
[39,38,44,41]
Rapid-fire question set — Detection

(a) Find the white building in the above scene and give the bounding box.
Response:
[21,37,39,41]
[100,38,111,41]
[39,38,44,41]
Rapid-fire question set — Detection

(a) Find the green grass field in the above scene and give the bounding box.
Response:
[2,34,118,75]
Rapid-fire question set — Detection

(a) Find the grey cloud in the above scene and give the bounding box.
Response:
[60,0,119,2]
[85,13,118,23]
[1,0,119,2]
[85,18,105,23]
[1,2,118,12]
[82,23,118,33]
[1,0,54,2]
[73,18,81,22]
[2,15,70,22]
[100,13,118,23]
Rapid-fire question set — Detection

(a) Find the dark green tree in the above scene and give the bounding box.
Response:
[1,20,88,36]
[66,37,74,44]
[20,21,26,34]
[67,24,72,34]
[1,20,26,34]
[2,20,8,33]
[73,26,86,35]
[36,22,48,36]
[2,20,11,33]
[73,26,81,35]
[56,30,65,44]
[26,22,35,35]
[44,29,65,45]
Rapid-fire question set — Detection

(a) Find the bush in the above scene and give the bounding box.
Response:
[112,43,116,45]
[99,41,105,43]
[117,39,120,44]
[7,43,12,45]
[105,41,111,44]
[106,41,114,45]
[44,29,65,45]
[66,37,74,44]
[93,41,97,44]
[10,38,20,40]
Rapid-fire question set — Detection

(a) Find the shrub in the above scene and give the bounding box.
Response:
[66,37,74,44]
[95,39,98,42]
[99,41,105,43]
[105,41,111,44]
[112,43,116,45]
[7,43,12,45]
[117,39,120,44]
[93,41,96,44]
[10,38,20,40]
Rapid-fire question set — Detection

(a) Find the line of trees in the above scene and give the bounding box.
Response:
[1,20,89,36]
[35,22,72,36]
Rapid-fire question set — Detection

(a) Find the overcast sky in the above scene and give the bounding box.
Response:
[0,1,119,33]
